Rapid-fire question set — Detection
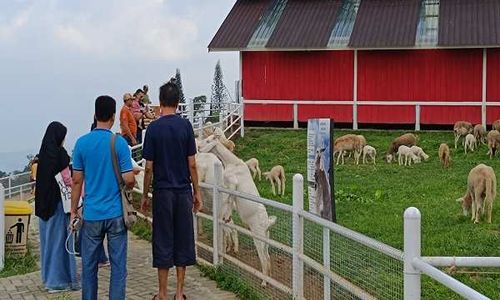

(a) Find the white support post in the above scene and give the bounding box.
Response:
[212,161,224,265]
[188,99,195,126]
[404,207,422,300]
[8,177,11,198]
[292,174,304,299]
[415,104,421,131]
[353,49,358,130]
[240,99,245,138]
[323,227,331,300]
[20,184,23,201]
[293,102,298,129]
[482,48,487,128]
[0,184,4,272]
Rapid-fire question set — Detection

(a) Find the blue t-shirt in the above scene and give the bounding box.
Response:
[72,129,133,221]
[142,114,197,190]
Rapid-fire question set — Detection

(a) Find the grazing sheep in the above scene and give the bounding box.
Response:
[245,158,261,181]
[438,144,450,168]
[473,124,487,146]
[464,133,476,154]
[214,127,235,152]
[492,119,500,131]
[201,121,214,138]
[453,121,473,149]
[386,133,417,163]
[486,130,500,159]
[456,164,496,224]
[362,145,377,164]
[410,146,429,162]
[397,145,420,166]
[264,165,286,196]
[334,134,364,165]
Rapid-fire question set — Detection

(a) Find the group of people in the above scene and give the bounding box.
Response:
[118,85,155,146]
[34,79,202,300]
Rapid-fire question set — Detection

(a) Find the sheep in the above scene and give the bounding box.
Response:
[397,145,420,166]
[464,134,476,154]
[473,124,487,146]
[334,134,363,165]
[453,121,473,149]
[214,127,235,152]
[438,143,450,168]
[486,130,500,159]
[456,164,496,224]
[410,146,429,162]
[263,165,286,196]
[201,121,214,138]
[386,133,417,163]
[345,135,366,160]
[245,158,261,181]
[362,145,377,164]
[492,119,500,131]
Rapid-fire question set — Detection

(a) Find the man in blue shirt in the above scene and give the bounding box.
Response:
[71,96,135,300]
[141,79,202,300]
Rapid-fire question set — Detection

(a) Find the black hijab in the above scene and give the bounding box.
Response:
[35,121,70,221]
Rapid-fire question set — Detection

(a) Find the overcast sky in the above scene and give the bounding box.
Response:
[0,0,238,160]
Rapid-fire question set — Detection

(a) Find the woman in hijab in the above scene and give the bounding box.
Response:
[35,121,79,293]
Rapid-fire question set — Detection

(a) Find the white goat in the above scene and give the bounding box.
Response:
[362,145,377,164]
[245,158,261,181]
[398,145,420,166]
[263,165,286,197]
[410,146,429,162]
[464,133,476,154]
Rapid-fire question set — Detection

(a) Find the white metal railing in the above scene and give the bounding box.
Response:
[0,184,5,272]
[0,172,34,201]
[244,99,500,130]
[403,207,499,300]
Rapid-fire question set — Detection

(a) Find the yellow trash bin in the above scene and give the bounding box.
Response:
[4,201,32,256]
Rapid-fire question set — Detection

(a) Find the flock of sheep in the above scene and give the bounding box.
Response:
[332,120,498,224]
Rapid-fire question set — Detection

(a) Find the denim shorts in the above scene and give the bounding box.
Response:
[152,189,196,269]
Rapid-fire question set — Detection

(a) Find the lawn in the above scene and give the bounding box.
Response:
[233,128,500,299]
[0,247,38,278]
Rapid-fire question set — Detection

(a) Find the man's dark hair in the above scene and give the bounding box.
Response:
[159,80,179,107]
[134,89,144,97]
[95,95,116,122]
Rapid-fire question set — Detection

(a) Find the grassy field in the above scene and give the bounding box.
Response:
[0,247,38,278]
[233,128,500,299]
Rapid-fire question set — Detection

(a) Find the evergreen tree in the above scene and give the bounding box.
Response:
[211,60,226,112]
[175,68,186,104]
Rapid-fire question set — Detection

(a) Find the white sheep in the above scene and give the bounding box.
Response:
[214,127,235,152]
[398,145,420,166]
[464,133,476,154]
[362,145,376,164]
[410,146,429,162]
[263,165,286,196]
[245,158,261,181]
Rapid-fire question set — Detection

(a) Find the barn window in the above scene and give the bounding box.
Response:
[248,0,288,48]
[328,0,360,47]
[416,0,440,46]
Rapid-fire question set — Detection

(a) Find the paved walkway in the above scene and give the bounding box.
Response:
[0,213,236,300]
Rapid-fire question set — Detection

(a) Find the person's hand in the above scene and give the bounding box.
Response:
[131,137,137,145]
[133,167,141,175]
[141,195,150,212]
[193,190,202,213]
[70,210,81,231]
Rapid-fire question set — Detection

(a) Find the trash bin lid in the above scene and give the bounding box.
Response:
[4,201,33,215]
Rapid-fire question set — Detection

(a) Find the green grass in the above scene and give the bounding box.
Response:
[0,247,38,278]
[234,128,500,299]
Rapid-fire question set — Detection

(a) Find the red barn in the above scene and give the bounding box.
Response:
[209,0,500,129]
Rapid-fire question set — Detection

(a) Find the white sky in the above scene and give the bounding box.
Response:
[0,0,238,157]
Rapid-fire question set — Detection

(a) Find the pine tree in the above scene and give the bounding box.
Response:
[175,68,186,104]
[211,60,226,112]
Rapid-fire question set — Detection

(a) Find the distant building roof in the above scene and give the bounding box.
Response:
[208,0,500,51]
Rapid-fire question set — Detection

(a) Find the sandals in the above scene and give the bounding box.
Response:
[174,295,187,300]
[152,294,186,300]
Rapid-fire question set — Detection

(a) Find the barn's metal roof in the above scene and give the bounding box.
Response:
[208,0,500,51]
[438,0,500,47]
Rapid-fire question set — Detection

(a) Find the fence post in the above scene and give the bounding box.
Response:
[20,184,23,201]
[415,104,421,131]
[293,102,298,129]
[404,207,421,300]
[323,227,331,300]
[292,174,304,299]
[212,161,224,265]
[0,184,4,271]
[8,177,11,198]
[188,99,195,126]
[240,100,245,138]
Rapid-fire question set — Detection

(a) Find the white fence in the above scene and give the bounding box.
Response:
[191,164,499,300]
[0,172,34,202]
[244,99,500,131]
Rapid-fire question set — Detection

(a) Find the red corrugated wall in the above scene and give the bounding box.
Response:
[358,49,482,124]
[242,51,354,122]
[243,49,484,125]
[487,49,500,125]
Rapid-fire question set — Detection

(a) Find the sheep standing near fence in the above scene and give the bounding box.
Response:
[486,130,500,159]
[334,134,363,165]
[464,134,477,154]
[473,124,487,146]
[453,121,473,149]
[264,165,286,197]
[362,145,377,164]
[386,133,417,163]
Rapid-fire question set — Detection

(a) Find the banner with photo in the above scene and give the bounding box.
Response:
[307,119,336,222]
